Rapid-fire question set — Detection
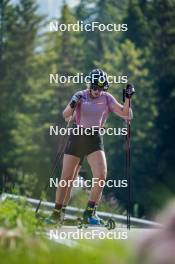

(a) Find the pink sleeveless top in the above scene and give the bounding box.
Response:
[75,89,117,128]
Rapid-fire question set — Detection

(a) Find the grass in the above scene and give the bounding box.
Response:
[0,198,135,264]
[0,237,135,264]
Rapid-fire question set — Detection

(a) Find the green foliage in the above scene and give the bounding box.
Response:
[148,0,175,193]
[0,199,38,233]
[0,235,134,264]
[0,200,134,263]
[0,0,43,195]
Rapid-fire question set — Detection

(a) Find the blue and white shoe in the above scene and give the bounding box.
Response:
[83,207,104,225]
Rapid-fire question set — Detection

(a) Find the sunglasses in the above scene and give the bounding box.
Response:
[91,85,104,91]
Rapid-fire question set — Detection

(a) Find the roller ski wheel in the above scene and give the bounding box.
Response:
[77,217,88,229]
[104,218,116,230]
[77,217,115,230]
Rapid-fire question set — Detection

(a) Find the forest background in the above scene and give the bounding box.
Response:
[0,0,175,219]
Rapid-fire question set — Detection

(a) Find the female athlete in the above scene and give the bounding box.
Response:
[47,69,135,225]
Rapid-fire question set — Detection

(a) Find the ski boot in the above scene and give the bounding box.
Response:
[77,206,116,230]
[77,206,104,228]
[84,206,104,225]
[44,208,65,226]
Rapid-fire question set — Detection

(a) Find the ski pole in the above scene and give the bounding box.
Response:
[126,98,131,229]
[123,89,132,229]
[35,111,75,215]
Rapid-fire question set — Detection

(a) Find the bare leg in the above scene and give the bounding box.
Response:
[63,164,81,206]
[55,154,80,205]
[87,150,107,203]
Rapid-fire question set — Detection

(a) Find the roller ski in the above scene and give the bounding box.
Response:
[77,206,116,230]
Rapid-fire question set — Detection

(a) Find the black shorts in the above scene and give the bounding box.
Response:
[64,126,104,165]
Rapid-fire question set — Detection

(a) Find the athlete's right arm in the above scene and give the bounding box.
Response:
[62,91,83,121]
[62,104,75,120]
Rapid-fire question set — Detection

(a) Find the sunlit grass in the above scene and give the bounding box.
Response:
[0,199,135,264]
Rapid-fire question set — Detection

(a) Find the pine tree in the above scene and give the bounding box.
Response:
[125,0,150,48]
[75,0,128,69]
[0,0,42,193]
[148,0,175,194]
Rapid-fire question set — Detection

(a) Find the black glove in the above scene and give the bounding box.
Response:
[123,84,135,102]
[70,93,82,109]
[125,84,135,98]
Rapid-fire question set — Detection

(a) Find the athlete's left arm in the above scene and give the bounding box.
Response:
[108,84,135,120]
[111,98,133,120]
